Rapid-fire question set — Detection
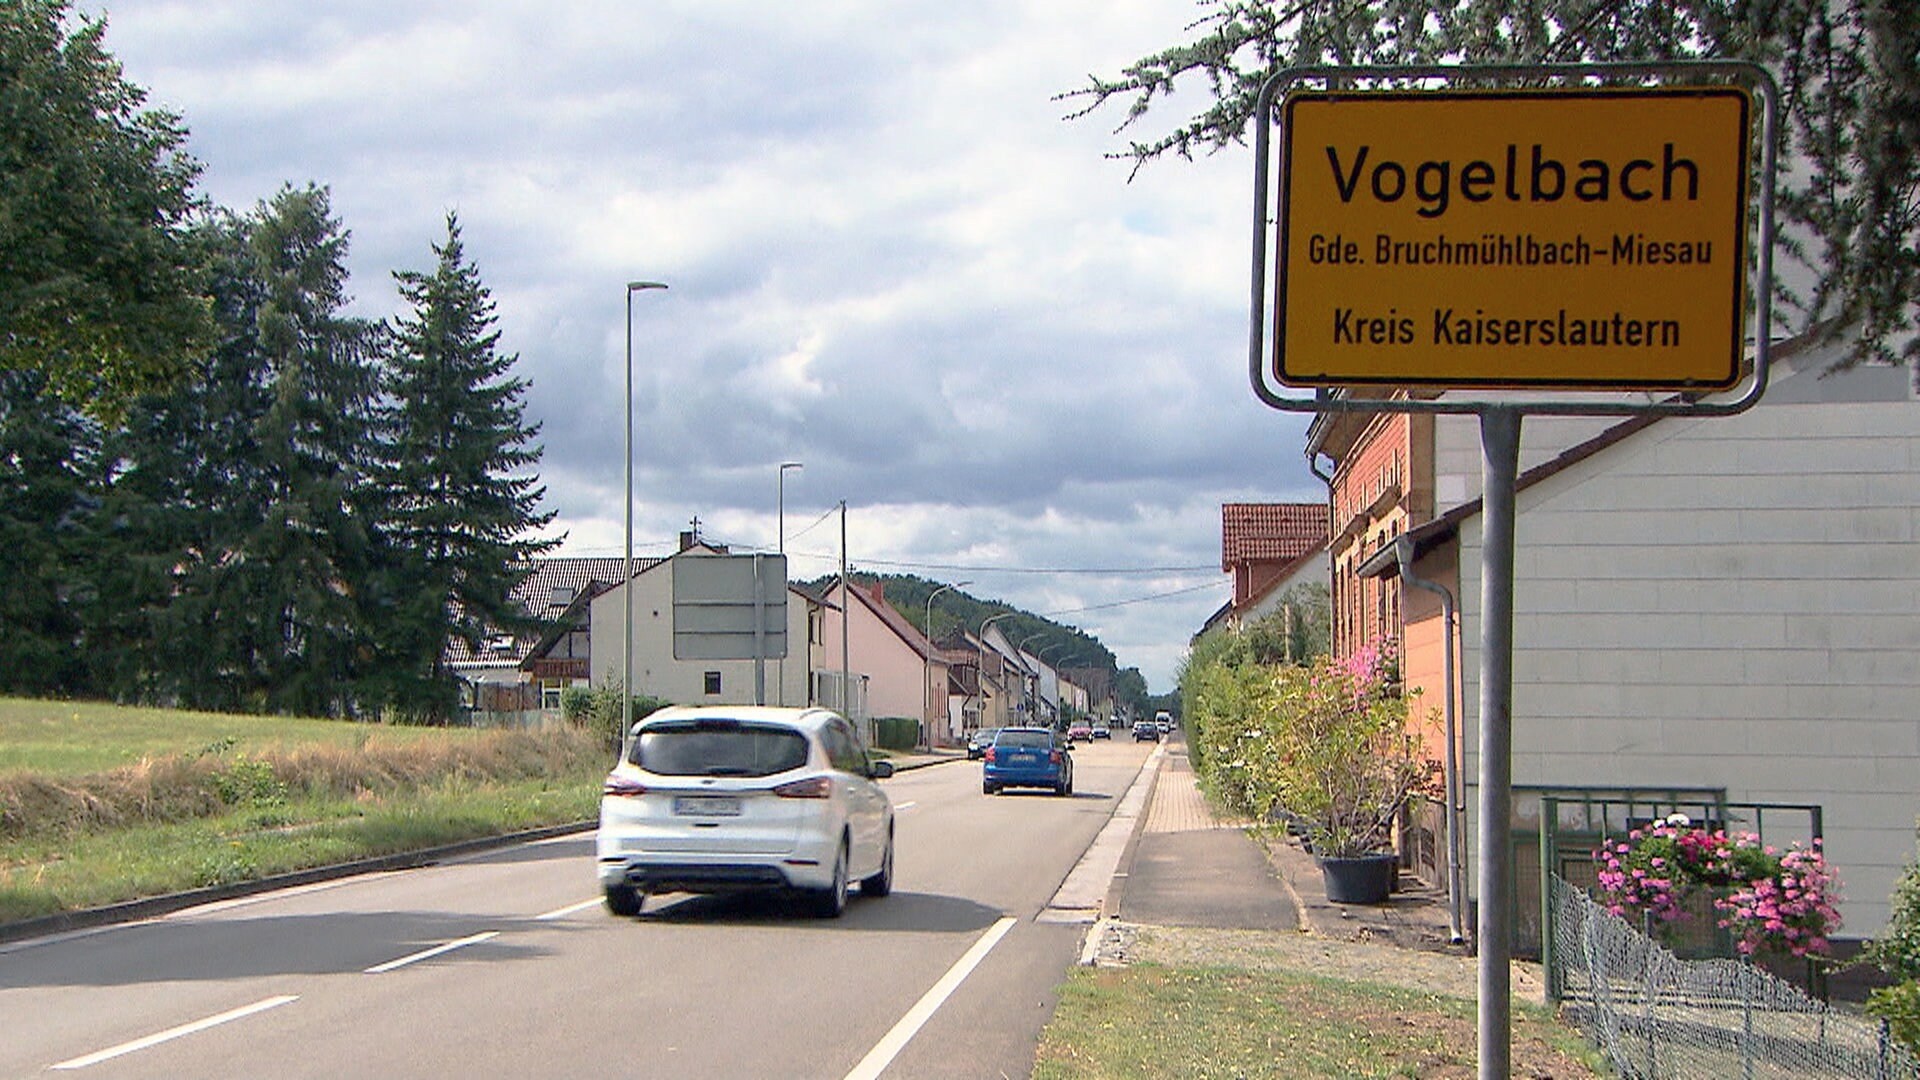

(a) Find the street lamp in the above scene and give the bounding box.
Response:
[777,462,803,554]
[623,280,668,760]
[1036,642,1074,726]
[775,462,802,705]
[1016,633,1048,724]
[978,613,1017,727]
[923,580,971,747]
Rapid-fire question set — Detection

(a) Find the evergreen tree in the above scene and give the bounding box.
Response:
[0,0,212,417]
[0,370,94,694]
[85,213,280,708]
[235,185,382,717]
[1064,0,1920,377]
[373,213,557,721]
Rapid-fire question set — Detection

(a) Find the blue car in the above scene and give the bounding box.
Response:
[982,727,1073,796]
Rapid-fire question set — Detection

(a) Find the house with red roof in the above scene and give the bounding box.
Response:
[1202,502,1330,639]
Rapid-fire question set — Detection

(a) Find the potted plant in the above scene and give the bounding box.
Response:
[1266,645,1435,904]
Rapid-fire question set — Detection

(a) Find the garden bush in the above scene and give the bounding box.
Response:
[1866,822,1920,1054]
[871,716,919,750]
[562,682,671,751]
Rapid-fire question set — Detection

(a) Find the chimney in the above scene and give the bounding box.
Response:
[679,530,695,552]
[871,582,886,603]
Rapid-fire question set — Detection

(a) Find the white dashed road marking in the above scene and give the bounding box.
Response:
[51,995,299,1070]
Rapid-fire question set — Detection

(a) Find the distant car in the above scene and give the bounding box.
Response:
[597,705,894,919]
[1133,720,1159,742]
[1066,723,1094,743]
[982,727,1073,796]
[1090,723,1111,740]
[966,728,1000,760]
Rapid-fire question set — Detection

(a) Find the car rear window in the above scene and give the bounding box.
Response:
[995,730,1052,749]
[635,721,811,777]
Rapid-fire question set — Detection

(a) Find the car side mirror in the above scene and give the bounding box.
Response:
[870,760,895,779]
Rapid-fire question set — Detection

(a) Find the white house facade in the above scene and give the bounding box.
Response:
[1442,338,1920,936]
[589,549,815,709]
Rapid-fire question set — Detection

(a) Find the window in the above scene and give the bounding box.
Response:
[996,729,1053,749]
[539,679,563,710]
[821,720,867,774]
[635,721,809,776]
[704,671,722,695]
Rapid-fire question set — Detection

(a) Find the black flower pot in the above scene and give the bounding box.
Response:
[1317,852,1397,904]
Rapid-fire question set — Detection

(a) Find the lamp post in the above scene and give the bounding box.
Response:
[623,280,667,760]
[923,581,971,748]
[777,462,803,555]
[978,613,1017,729]
[1035,642,1070,726]
[776,462,802,705]
[1016,633,1048,725]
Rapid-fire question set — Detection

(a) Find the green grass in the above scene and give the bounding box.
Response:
[0,696,610,926]
[0,697,458,776]
[0,777,598,922]
[1034,963,1608,1079]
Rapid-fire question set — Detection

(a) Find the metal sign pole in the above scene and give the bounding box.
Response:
[1476,406,1521,1080]
[753,554,767,706]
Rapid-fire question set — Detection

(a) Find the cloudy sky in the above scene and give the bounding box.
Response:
[86,0,1323,691]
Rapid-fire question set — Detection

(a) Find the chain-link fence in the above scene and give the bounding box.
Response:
[1548,874,1918,1079]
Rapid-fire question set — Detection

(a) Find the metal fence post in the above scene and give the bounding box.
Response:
[1741,960,1756,1080]
[1643,910,1658,1076]
[1541,800,1561,1004]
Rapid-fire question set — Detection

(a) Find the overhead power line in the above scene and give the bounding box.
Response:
[557,539,1219,578]
[1036,580,1227,618]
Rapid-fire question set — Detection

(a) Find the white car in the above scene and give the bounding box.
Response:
[597,706,895,918]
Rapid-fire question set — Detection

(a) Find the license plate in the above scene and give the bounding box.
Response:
[1013,752,1039,765]
[673,795,742,817]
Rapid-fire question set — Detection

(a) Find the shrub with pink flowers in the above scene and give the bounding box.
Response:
[1593,817,1841,959]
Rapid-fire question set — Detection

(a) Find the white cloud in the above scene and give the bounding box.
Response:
[86,0,1320,690]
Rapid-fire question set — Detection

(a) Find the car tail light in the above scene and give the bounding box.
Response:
[602,773,648,798]
[983,747,997,763]
[1049,750,1063,765]
[773,776,832,799]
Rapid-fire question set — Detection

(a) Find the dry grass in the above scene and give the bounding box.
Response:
[0,726,608,842]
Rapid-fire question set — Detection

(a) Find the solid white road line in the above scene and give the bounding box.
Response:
[893,801,918,811]
[51,995,299,1070]
[841,916,1018,1080]
[363,931,499,974]
[536,898,605,920]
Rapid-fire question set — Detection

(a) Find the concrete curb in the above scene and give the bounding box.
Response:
[1043,742,1166,929]
[0,820,595,947]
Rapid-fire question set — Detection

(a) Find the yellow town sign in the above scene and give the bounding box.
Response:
[1276,87,1751,390]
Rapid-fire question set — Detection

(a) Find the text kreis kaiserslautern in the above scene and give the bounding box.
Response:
[1332,307,1682,349]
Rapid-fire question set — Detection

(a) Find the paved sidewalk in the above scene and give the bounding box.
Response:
[1089,738,1553,1004]
[1112,749,1299,931]
[1107,739,1462,950]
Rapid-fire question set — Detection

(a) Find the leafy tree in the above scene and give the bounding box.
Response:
[1113,665,1149,717]
[1243,582,1330,666]
[370,213,558,720]
[1064,0,1920,377]
[0,0,212,416]
[0,370,94,694]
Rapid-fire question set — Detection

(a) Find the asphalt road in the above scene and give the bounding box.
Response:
[0,738,1155,1079]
